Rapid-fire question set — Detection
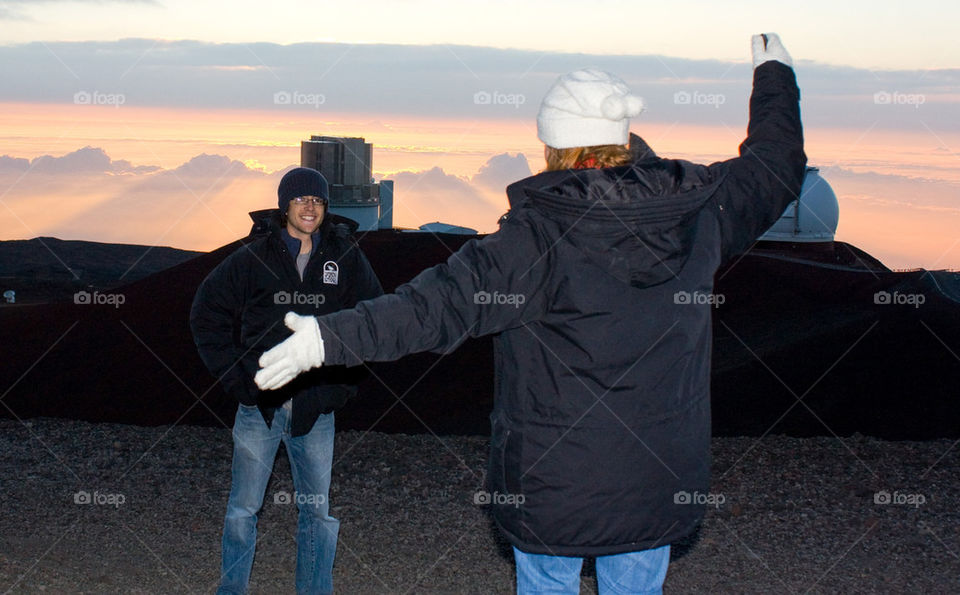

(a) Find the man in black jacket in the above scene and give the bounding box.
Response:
[254,34,804,593]
[190,167,382,594]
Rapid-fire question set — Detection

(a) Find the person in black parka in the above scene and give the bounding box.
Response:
[254,34,805,594]
[190,167,383,594]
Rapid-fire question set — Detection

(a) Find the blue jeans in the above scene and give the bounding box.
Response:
[218,404,339,595]
[513,545,670,594]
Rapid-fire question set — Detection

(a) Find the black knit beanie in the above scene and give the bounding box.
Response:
[278,167,329,213]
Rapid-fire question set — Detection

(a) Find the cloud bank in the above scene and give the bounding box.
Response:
[0,147,532,249]
[0,40,957,131]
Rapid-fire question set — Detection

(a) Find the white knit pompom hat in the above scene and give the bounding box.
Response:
[536,68,644,149]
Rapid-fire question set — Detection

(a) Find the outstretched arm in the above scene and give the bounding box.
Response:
[256,215,551,390]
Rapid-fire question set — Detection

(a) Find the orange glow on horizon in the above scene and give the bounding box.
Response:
[1,102,958,269]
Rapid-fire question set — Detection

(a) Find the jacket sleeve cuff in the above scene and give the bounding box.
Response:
[315,312,355,367]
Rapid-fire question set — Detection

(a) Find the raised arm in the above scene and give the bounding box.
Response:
[711,33,807,261]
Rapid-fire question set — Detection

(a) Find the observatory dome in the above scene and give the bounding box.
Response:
[759,167,839,242]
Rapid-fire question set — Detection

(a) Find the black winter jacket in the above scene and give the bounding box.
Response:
[190,210,383,437]
[315,61,805,554]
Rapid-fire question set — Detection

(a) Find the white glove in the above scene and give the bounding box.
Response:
[254,312,325,391]
[752,33,793,69]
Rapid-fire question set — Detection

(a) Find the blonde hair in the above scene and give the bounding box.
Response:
[544,144,632,172]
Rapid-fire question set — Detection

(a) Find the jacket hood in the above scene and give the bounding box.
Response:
[247,208,360,238]
[506,134,722,288]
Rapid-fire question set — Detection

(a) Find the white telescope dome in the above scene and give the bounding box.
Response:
[759,167,839,242]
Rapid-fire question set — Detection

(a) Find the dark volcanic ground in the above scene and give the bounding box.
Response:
[3,419,958,593]
[0,237,201,304]
[1,233,959,440]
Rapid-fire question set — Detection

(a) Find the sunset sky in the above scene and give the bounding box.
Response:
[1,0,958,270]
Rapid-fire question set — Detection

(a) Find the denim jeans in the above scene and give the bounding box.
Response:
[218,404,339,595]
[513,545,670,594]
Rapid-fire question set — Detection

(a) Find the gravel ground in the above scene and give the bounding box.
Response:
[1,417,958,594]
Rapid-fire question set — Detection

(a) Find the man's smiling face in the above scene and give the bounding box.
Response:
[285,196,325,241]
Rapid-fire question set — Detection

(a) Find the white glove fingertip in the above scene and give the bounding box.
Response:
[283,311,302,330]
[255,364,284,390]
[255,362,287,389]
[753,32,792,69]
[259,347,283,368]
[267,372,294,391]
[254,368,270,390]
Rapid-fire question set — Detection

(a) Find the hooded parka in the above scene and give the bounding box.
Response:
[315,61,805,554]
[190,209,383,437]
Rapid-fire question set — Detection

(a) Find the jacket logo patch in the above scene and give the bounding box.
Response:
[322,261,339,285]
